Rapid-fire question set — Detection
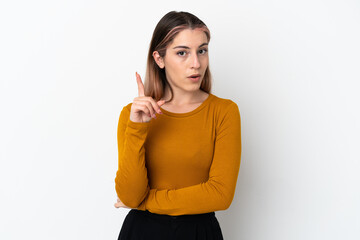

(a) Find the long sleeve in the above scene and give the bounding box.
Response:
[137,102,241,216]
[114,105,151,208]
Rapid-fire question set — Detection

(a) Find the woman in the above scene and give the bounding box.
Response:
[114,11,241,240]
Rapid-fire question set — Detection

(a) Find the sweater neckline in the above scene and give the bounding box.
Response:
[160,93,214,118]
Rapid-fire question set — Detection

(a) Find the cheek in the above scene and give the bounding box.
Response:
[201,56,209,64]
[166,60,184,73]
[200,60,209,70]
[164,63,182,79]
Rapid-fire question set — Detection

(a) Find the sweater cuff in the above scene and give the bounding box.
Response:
[126,118,150,133]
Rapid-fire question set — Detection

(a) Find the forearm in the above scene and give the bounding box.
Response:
[115,108,151,208]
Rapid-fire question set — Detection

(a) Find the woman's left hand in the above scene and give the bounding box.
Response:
[114,197,131,209]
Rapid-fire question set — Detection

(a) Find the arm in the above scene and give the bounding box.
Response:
[114,105,151,208]
[137,102,242,216]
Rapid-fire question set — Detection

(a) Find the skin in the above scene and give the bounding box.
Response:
[153,28,210,109]
[114,28,210,209]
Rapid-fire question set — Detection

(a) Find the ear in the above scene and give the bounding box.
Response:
[152,51,165,69]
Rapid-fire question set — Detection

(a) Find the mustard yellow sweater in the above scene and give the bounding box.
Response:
[114,93,241,216]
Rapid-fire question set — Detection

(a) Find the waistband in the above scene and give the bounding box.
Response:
[131,209,215,222]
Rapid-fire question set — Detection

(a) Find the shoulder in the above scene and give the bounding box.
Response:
[209,94,241,132]
[209,93,240,115]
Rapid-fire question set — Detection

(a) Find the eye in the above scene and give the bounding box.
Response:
[177,51,187,56]
[199,49,208,54]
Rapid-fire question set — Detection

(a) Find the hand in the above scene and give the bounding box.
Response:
[114,197,131,209]
[130,72,166,123]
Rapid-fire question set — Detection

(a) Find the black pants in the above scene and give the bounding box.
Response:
[118,209,224,240]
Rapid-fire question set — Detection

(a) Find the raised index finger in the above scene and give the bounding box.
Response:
[136,72,145,97]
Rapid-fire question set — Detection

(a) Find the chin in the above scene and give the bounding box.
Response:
[187,86,201,92]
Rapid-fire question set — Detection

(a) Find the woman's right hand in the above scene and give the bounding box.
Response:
[130,72,166,123]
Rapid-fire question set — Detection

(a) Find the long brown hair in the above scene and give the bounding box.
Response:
[144,11,212,102]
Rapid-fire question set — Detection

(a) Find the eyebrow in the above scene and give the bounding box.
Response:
[173,43,208,49]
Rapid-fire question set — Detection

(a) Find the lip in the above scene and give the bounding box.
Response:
[188,74,201,78]
[188,75,201,82]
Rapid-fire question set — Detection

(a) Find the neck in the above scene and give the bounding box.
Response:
[162,87,205,106]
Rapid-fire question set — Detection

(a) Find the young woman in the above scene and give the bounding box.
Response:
[114,11,241,240]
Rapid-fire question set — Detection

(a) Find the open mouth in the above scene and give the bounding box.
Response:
[188,74,201,82]
[189,74,201,78]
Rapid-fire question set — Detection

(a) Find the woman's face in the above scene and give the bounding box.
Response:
[154,28,209,93]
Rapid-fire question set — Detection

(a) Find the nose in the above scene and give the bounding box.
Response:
[190,52,200,69]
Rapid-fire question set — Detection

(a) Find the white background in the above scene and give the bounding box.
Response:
[1,0,359,239]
